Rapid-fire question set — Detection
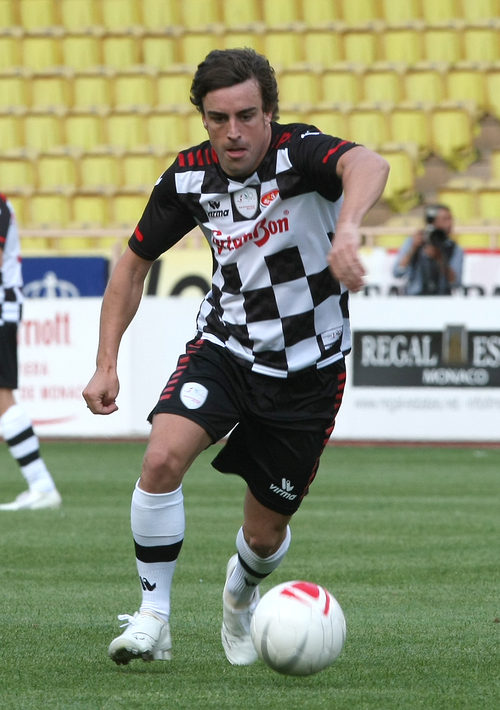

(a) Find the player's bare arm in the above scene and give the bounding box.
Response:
[328,147,389,292]
[83,247,152,415]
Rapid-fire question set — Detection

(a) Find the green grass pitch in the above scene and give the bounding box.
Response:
[0,441,498,710]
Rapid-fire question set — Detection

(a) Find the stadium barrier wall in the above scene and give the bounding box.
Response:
[17,296,500,443]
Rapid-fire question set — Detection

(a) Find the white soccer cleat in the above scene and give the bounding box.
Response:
[0,488,62,511]
[108,611,172,665]
[221,554,260,666]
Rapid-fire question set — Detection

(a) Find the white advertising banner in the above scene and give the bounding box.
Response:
[17,296,500,443]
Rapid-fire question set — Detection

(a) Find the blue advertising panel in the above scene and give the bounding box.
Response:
[22,257,109,297]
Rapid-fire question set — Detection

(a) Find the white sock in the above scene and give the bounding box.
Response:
[227,525,292,607]
[131,481,185,622]
[0,404,56,494]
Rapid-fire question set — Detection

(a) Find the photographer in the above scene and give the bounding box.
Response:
[393,204,464,295]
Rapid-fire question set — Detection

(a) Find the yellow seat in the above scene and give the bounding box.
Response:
[61,35,102,71]
[23,111,64,152]
[105,111,147,150]
[261,0,300,27]
[320,64,362,105]
[0,156,35,194]
[112,71,156,111]
[279,69,321,109]
[121,151,161,192]
[179,33,221,66]
[461,0,500,21]
[422,26,463,63]
[36,151,77,192]
[0,0,18,28]
[71,193,110,227]
[463,25,500,63]
[378,145,420,213]
[380,0,420,24]
[19,0,56,30]
[21,36,61,71]
[389,103,431,159]
[446,63,487,115]
[430,104,479,170]
[477,182,500,221]
[301,0,340,26]
[156,71,195,110]
[59,0,100,30]
[403,62,446,104]
[0,113,24,151]
[343,28,379,64]
[485,65,500,119]
[141,35,178,70]
[180,0,221,29]
[381,26,424,64]
[437,182,479,222]
[346,105,391,147]
[102,36,141,69]
[0,71,28,111]
[222,0,260,25]
[109,192,148,228]
[144,111,187,153]
[28,193,72,228]
[64,111,105,151]
[223,31,263,56]
[491,149,500,180]
[341,0,380,24]
[139,0,180,28]
[185,112,208,146]
[262,31,304,68]
[303,30,344,67]
[30,72,71,110]
[0,36,21,71]
[420,0,459,23]
[72,71,111,111]
[79,151,121,191]
[279,110,307,125]
[306,108,349,140]
[100,0,141,30]
[362,64,404,104]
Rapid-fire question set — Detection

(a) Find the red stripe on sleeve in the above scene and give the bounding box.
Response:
[322,140,349,164]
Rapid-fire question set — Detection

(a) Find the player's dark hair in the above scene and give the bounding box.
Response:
[190,48,279,119]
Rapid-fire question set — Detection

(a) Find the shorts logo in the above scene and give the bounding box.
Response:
[180,382,208,409]
[269,478,297,501]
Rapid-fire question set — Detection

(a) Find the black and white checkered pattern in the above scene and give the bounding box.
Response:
[0,194,23,326]
[130,123,356,377]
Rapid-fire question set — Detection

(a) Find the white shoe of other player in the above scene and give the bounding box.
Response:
[221,554,260,666]
[108,611,172,665]
[0,488,62,511]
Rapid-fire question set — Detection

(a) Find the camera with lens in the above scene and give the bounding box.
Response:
[423,205,449,248]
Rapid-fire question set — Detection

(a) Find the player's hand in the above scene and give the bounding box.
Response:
[327,223,366,292]
[82,369,120,415]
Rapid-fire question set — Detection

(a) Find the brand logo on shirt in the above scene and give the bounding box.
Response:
[206,198,230,219]
[260,189,279,207]
[211,215,290,254]
[233,187,258,218]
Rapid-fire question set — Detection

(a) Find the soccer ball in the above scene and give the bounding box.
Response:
[250,580,346,676]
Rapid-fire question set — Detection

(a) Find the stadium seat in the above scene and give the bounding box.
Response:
[430,104,479,170]
[223,30,263,56]
[262,31,304,68]
[23,111,64,152]
[306,108,349,140]
[461,0,500,21]
[105,111,148,151]
[301,0,341,26]
[36,150,78,192]
[59,0,100,30]
[303,30,344,67]
[100,0,141,30]
[179,33,221,66]
[0,155,35,195]
[61,35,102,71]
[64,111,106,151]
[0,36,21,71]
[419,0,459,23]
[381,25,424,64]
[370,215,420,249]
[437,181,480,222]
[222,0,260,26]
[278,68,321,108]
[71,193,110,227]
[342,28,379,64]
[139,0,180,28]
[477,182,500,222]
[320,64,363,105]
[279,110,307,125]
[144,111,187,153]
[18,0,56,30]
[463,25,500,63]
[402,62,447,104]
[109,192,148,228]
[445,63,487,115]
[156,71,193,110]
[380,0,420,24]
[141,35,178,70]
[422,25,463,63]
[485,64,500,119]
[340,0,380,24]
[78,151,121,192]
[0,112,24,151]
[378,144,420,213]
[30,71,71,111]
[120,151,161,192]
[389,103,432,159]
[185,112,208,146]
[0,70,28,111]
[261,0,300,27]
[21,36,61,71]
[112,70,157,111]
[28,193,72,228]
[180,0,221,29]
[0,0,18,28]
[346,104,391,147]
[72,71,111,111]
[101,36,141,70]
[361,63,404,104]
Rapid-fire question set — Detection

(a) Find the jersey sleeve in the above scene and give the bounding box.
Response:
[128,162,197,261]
[286,125,358,202]
[0,194,12,251]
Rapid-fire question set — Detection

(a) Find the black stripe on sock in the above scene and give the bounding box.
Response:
[18,450,40,467]
[6,426,35,447]
[134,539,183,563]
[237,553,270,580]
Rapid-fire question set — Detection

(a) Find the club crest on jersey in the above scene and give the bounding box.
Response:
[233,187,259,218]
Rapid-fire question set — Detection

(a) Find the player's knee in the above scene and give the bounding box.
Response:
[141,444,184,490]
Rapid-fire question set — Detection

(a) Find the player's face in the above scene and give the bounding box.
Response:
[201,78,273,179]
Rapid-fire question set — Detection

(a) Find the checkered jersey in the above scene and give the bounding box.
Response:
[130,122,357,377]
[0,194,23,326]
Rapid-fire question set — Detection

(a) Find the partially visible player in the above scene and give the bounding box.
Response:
[0,193,61,511]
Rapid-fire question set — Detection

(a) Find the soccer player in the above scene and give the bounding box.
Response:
[0,193,61,511]
[83,48,389,666]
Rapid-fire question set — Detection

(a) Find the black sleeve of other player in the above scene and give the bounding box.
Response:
[128,166,197,261]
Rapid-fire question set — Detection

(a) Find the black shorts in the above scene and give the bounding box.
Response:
[0,322,18,389]
[149,339,346,515]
